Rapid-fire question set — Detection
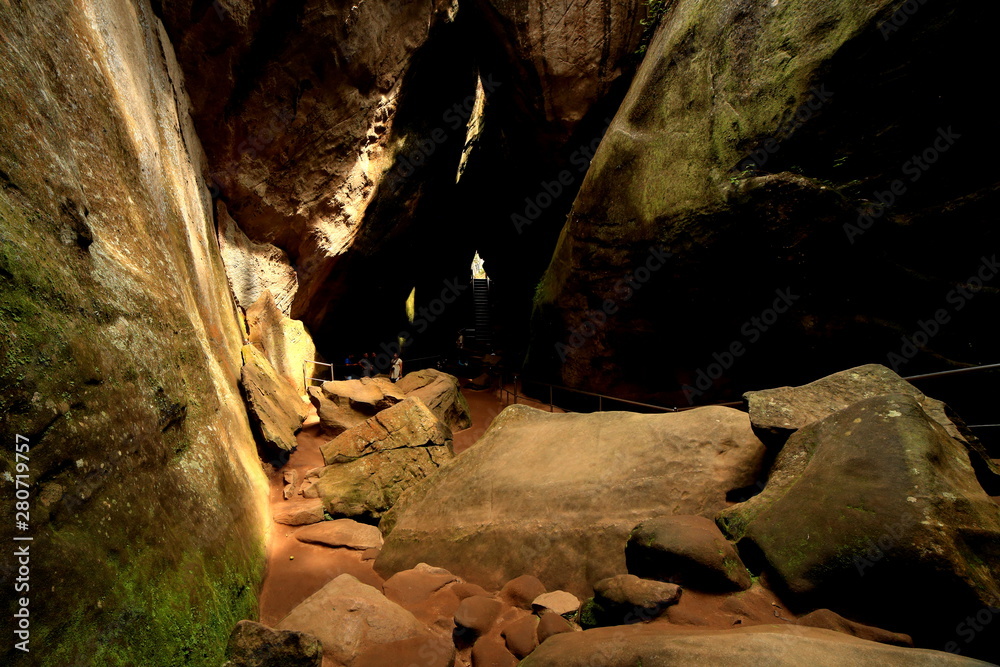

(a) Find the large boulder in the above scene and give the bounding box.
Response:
[314,397,454,519]
[744,364,1000,493]
[240,344,308,456]
[293,519,384,550]
[528,0,1000,406]
[306,385,368,437]
[320,377,407,415]
[397,368,473,431]
[589,575,682,626]
[223,620,322,667]
[276,574,429,666]
[518,624,992,667]
[376,404,766,596]
[246,290,316,395]
[717,394,1000,660]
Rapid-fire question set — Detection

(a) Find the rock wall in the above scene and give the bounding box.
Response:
[529,0,1000,405]
[0,0,269,663]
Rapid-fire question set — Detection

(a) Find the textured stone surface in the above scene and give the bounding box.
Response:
[626,515,751,592]
[293,518,384,550]
[590,575,682,625]
[0,1,269,663]
[241,344,307,455]
[224,620,322,667]
[797,609,913,648]
[276,574,428,665]
[718,394,1000,660]
[519,624,992,667]
[376,404,765,595]
[246,291,316,396]
[397,368,473,431]
[529,0,1000,405]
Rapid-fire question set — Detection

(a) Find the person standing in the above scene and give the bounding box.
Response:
[390,353,403,382]
[359,353,373,378]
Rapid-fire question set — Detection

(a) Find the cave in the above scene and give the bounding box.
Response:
[1,1,998,665]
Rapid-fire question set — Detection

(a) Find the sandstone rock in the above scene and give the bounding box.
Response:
[717,394,1000,659]
[321,377,406,415]
[518,624,991,667]
[500,574,547,610]
[590,575,681,626]
[528,0,1000,407]
[354,635,456,667]
[376,404,765,595]
[501,614,539,659]
[292,519,383,550]
[246,291,316,396]
[532,591,580,618]
[321,397,451,463]
[626,515,751,592]
[536,612,575,644]
[217,201,298,316]
[241,345,307,456]
[797,609,913,648]
[282,468,300,500]
[383,563,460,607]
[454,595,504,638]
[470,636,518,667]
[397,368,473,431]
[743,364,1000,493]
[453,582,493,600]
[224,620,322,667]
[306,385,367,437]
[276,574,428,665]
[273,499,325,526]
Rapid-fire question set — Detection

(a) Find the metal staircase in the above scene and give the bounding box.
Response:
[471,278,492,349]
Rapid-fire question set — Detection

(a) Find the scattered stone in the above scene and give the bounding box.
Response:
[536,611,574,644]
[590,575,681,626]
[501,614,539,659]
[500,575,546,610]
[377,405,765,595]
[224,620,322,667]
[470,636,518,667]
[626,515,751,591]
[383,563,460,607]
[282,468,300,500]
[292,519,383,550]
[272,498,325,526]
[532,591,580,618]
[454,595,503,638]
[798,609,913,647]
[396,368,473,431]
[276,574,427,665]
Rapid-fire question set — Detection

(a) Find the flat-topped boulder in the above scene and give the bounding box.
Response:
[376,404,766,596]
[320,376,406,415]
[397,368,472,431]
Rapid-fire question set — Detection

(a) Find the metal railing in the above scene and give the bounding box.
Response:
[303,355,444,387]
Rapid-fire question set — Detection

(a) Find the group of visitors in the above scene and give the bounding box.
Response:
[341,351,403,382]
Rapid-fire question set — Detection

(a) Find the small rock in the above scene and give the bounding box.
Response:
[531,590,580,617]
[470,636,518,667]
[536,611,574,644]
[225,620,322,667]
[454,595,503,638]
[383,563,459,606]
[591,574,682,625]
[501,614,539,658]
[293,519,383,550]
[452,582,492,600]
[500,574,546,610]
[273,498,325,526]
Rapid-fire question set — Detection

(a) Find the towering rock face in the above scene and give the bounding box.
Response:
[530,0,1000,405]
[156,0,469,332]
[0,1,268,663]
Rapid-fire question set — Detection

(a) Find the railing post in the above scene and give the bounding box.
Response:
[598,395,603,412]
[549,385,553,412]
[513,374,518,405]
